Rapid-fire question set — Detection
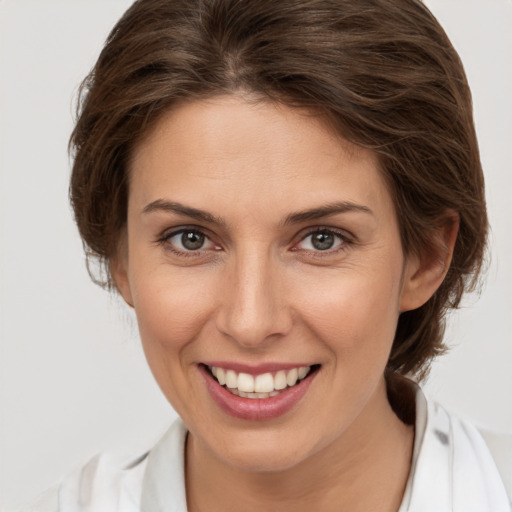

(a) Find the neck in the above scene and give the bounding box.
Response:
[186,379,414,512]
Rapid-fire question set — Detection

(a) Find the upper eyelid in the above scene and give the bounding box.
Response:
[160,225,212,240]
[297,226,352,241]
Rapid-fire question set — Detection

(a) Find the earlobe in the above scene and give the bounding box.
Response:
[110,235,134,308]
[112,260,134,308]
[400,213,459,312]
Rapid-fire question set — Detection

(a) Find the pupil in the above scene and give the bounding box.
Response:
[182,231,204,250]
[312,232,334,250]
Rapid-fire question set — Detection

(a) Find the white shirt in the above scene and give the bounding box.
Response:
[25,387,512,512]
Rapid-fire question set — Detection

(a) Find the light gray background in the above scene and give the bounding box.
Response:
[1,0,511,510]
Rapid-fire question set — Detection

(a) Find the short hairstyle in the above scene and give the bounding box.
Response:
[69,0,487,381]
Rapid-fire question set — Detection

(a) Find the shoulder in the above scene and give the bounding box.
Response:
[22,418,188,512]
[478,427,512,502]
[22,451,148,512]
[405,387,512,511]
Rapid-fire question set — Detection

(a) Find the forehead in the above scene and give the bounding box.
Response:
[128,95,394,221]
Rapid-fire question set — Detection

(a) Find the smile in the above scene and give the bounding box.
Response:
[208,365,312,399]
[200,363,320,420]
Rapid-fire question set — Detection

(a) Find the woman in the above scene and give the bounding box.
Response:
[30,0,511,510]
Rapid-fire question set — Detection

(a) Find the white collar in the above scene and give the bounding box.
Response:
[141,419,188,512]
[398,386,509,511]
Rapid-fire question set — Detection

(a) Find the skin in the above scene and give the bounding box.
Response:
[114,95,457,512]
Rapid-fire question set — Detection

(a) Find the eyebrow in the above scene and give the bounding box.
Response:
[283,201,373,225]
[142,200,226,226]
[142,199,373,226]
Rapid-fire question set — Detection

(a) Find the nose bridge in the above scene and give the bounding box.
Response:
[216,242,290,347]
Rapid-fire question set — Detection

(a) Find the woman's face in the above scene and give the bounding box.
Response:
[117,95,420,471]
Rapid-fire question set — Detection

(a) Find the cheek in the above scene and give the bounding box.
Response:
[129,268,220,418]
[130,267,217,359]
[293,266,402,363]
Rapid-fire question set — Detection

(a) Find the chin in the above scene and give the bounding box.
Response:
[197,423,324,474]
[219,441,312,473]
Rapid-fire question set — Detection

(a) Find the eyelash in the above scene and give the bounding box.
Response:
[157,227,219,258]
[157,226,353,258]
[294,228,352,256]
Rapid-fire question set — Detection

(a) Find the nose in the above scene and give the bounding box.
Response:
[215,246,293,348]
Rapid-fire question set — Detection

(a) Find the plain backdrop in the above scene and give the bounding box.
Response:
[1,0,511,510]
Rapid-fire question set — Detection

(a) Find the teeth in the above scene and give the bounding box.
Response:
[216,367,226,385]
[237,373,255,392]
[225,369,237,389]
[230,390,275,399]
[298,366,309,379]
[286,368,298,387]
[209,365,312,395]
[274,370,287,390]
[254,373,274,393]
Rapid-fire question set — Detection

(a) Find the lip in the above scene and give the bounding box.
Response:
[202,361,312,375]
[198,363,318,421]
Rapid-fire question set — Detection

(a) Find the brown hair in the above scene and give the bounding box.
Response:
[69,0,487,381]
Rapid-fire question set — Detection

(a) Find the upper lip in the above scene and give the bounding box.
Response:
[201,361,316,375]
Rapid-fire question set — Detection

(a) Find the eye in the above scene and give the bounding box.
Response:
[164,228,218,253]
[295,229,347,252]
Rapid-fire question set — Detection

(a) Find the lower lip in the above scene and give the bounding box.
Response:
[199,365,317,421]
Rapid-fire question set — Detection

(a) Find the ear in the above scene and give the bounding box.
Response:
[110,232,134,308]
[400,212,459,312]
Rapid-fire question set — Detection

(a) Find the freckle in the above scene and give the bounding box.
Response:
[434,429,449,445]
